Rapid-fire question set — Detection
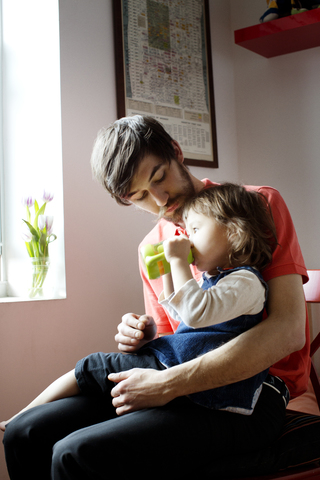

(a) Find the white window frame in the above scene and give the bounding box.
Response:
[0,0,66,301]
[0,0,6,290]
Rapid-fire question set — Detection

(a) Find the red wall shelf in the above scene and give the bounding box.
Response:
[234,9,320,58]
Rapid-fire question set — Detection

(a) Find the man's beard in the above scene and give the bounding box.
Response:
[158,163,196,226]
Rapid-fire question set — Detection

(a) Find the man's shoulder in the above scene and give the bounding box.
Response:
[244,184,279,195]
[244,185,284,208]
[203,179,280,198]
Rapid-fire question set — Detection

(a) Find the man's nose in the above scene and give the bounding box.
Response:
[149,186,169,207]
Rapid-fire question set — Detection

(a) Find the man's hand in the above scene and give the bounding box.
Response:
[108,368,174,415]
[115,313,157,353]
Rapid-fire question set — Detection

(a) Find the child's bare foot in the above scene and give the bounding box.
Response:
[0,413,20,431]
[0,420,9,432]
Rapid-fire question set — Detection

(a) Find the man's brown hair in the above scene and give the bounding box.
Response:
[90,115,175,205]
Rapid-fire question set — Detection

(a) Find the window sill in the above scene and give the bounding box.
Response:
[0,294,66,303]
[0,281,66,302]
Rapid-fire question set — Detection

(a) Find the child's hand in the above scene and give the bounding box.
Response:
[163,235,191,263]
[163,235,193,293]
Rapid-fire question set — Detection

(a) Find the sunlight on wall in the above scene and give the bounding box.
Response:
[1,0,66,300]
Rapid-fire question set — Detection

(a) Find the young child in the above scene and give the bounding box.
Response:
[139,183,279,412]
[0,183,279,431]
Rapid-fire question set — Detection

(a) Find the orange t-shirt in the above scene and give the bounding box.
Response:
[138,181,310,398]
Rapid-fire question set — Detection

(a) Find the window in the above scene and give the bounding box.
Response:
[0,0,66,301]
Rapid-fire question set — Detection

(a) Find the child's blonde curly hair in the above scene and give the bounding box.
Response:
[183,183,278,272]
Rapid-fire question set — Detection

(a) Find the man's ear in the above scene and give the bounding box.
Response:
[172,140,184,164]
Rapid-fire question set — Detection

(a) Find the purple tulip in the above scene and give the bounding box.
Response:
[38,215,54,235]
[21,223,33,242]
[42,191,54,203]
[21,196,35,207]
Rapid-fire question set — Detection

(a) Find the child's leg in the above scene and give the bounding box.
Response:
[0,369,79,431]
[75,351,166,398]
[1,351,165,432]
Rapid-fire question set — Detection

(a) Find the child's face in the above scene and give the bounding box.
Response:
[186,209,230,275]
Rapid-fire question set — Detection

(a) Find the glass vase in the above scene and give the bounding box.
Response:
[29,257,50,298]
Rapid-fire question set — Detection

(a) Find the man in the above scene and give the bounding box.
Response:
[91,115,308,412]
[4,115,308,479]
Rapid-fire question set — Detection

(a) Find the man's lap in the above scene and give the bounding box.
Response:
[4,381,285,478]
[51,387,285,477]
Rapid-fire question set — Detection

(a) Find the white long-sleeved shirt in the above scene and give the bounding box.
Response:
[158,268,267,329]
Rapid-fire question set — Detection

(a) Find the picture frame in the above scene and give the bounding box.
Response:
[113,0,218,168]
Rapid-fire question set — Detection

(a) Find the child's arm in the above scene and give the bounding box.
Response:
[162,271,174,299]
[0,369,79,431]
[164,270,266,329]
[163,236,193,293]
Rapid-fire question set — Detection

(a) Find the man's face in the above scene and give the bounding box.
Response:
[125,152,197,226]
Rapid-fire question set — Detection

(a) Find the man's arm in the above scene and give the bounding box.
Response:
[109,273,306,415]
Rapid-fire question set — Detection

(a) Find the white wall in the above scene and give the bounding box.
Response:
[0,2,237,477]
[0,3,238,476]
[3,0,319,478]
[230,0,320,269]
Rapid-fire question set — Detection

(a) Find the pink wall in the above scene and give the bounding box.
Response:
[7,0,320,477]
[1,2,237,477]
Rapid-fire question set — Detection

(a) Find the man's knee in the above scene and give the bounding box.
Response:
[51,428,124,479]
[51,433,93,479]
[2,413,48,479]
[3,421,16,452]
[3,413,31,451]
[52,436,78,479]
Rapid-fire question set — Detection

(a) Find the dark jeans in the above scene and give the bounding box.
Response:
[75,351,167,396]
[3,379,286,480]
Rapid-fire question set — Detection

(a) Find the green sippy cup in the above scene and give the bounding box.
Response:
[140,241,194,279]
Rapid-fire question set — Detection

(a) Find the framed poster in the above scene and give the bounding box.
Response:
[113,0,218,168]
